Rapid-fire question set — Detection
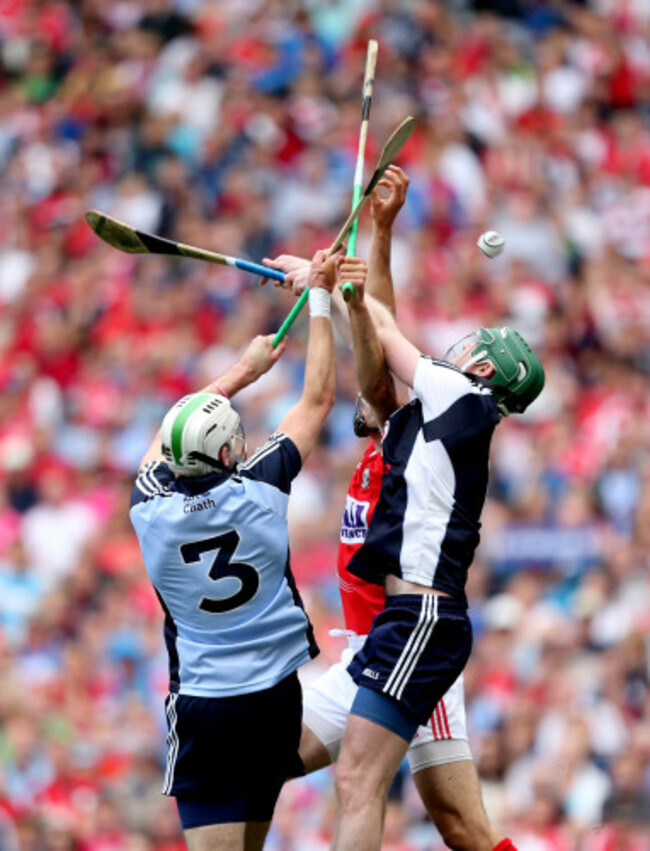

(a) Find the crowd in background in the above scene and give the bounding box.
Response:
[0,0,649,848]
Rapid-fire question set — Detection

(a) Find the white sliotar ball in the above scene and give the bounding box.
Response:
[477,231,505,258]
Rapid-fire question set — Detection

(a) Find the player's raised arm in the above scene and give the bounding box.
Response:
[277,249,337,462]
[344,278,422,395]
[342,169,419,397]
[138,334,287,468]
[343,166,420,392]
[347,163,409,422]
[201,334,287,398]
[366,164,408,317]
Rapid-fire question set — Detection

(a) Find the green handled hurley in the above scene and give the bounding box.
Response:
[272,114,416,347]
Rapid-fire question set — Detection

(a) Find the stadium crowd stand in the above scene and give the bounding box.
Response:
[0,0,648,848]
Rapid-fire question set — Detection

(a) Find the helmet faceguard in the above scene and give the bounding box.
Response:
[443,332,488,372]
[443,327,545,415]
[160,393,247,477]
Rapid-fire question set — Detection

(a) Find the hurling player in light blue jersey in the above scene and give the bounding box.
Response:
[130,248,355,851]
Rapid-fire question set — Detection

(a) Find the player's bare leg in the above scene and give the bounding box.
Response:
[299,723,333,774]
[184,821,245,851]
[413,759,503,851]
[332,714,409,851]
[243,820,271,851]
[183,820,271,851]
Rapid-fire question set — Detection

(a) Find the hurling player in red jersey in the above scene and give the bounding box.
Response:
[265,166,516,851]
[335,397,388,638]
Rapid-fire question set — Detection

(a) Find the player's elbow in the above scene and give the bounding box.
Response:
[308,385,336,418]
[367,296,395,331]
[301,387,336,435]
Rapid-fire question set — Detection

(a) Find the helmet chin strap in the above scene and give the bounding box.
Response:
[187,451,228,472]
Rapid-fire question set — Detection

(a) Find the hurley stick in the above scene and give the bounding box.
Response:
[272,115,416,346]
[342,38,378,302]
[85,211,286,283]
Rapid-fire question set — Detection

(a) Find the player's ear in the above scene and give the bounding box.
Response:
[475,361,496,378]
[219,444,233,469]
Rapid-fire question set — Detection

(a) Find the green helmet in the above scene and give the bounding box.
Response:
[443,327,545,415]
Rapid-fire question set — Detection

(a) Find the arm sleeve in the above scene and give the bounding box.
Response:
[130,461,175,508]
[237,433,302,495]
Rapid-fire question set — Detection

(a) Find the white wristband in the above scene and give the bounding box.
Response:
[309,287,331,319]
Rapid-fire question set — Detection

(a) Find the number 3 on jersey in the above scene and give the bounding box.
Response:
[180,531,259,614]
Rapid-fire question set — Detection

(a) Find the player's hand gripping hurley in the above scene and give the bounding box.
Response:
[271,113,415,346]
[84,106,415,345]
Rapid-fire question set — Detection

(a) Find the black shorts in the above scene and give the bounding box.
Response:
[163,672,303,827]
[347,594,472,727]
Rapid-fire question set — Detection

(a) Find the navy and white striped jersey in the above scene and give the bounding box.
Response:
[347,357,500,603]
[130,433,318,698]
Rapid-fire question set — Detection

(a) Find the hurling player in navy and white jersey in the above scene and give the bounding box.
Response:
[330,234,544,848]
[264,166,519,851]
[130,248,356,851]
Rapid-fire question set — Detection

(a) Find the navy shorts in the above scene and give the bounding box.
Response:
[347,594,472,728]
[163,672,303,828]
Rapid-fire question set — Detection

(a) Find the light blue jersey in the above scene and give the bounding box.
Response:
[130,433,318,698]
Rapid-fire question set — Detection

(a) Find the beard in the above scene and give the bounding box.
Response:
[353,408,380,438]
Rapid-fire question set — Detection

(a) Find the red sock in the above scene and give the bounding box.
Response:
[492,841,517,851]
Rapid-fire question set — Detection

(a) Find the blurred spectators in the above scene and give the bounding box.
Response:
[0,0,648,847]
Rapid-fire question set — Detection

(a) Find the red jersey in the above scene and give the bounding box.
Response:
[336,441,387,635]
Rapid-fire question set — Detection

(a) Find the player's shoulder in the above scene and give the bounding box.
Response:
[415,355,500,433]
[351,441,382,482]
[419,355,468,381]
[358,441,380,466]
[131,460,175,509]
[238,431,297,472]
[421,354,456,371]
[418,355,494,398]
[237,431,302,493]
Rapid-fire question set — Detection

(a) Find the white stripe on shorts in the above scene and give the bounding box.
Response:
[383,595,439,702]
[162,693,179,795]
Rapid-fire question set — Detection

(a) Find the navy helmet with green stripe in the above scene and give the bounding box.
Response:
[160,393,246,476]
